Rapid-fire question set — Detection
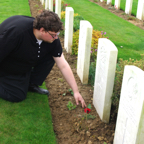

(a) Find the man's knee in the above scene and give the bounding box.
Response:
[0,86,26,102]
[11,96,26,102]
[0,94,26,102]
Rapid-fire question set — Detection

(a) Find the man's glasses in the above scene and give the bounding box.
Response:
[48,31,60,38]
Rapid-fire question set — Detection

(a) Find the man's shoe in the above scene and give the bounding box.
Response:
[28,84,50,95]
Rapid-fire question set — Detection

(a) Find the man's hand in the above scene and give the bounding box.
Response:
[54,54,86,108]
[74,92,86,108]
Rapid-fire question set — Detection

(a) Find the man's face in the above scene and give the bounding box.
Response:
[41,29,60,43]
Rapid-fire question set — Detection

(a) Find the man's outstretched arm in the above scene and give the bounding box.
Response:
[53,53,86,108]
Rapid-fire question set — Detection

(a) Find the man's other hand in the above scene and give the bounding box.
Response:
[74,92,86,108]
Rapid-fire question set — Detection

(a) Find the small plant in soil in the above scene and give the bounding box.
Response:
[68,89,74,96]
[127,15,136,20]
[74,118,89,131]
[62,92,66,96]
[122,13,126,15]
[34,4,39,8]
[82,114,96,120]
[58,78,63,82]
[67,101,76,110]
[37,9,42,14]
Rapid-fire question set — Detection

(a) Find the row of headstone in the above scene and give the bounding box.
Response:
[92,38,144,143]
[64,6,117,124]
[37,1,144,142]
[41,0,144,21]
[114,0,144,20]
[41,0,144,20]
[100,0,144,20]
[64,6,144,144]
[92,37,144,144]
[64,7,117,89]
[64,7,93,84]
[40,0,61,19]
[77,25,144,144]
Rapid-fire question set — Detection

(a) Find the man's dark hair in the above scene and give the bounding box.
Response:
[33,10,63,32]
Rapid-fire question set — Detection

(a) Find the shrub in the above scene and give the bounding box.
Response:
[72,30,80,55]
[61,11,66,19]
[72,29,107,57]
[111,55,144,121]
[59,18,65,36]
[61,1,70,11]
[91,31,107,60]
[89,59,96,86]
[73,15,84,32]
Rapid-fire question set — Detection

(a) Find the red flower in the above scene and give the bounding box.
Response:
[84,108,91,114]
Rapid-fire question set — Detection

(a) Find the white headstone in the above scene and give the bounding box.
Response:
[55,0,61,19]
[107,0,112,5]
[136,0,144,20]
[45,0,49,10]
[100,0,103,2]
[64,7,74,53]
[41,0,44,5]
[142,3,144,20]
[49,0,53,11]
[125,0,133,14]
[115,0,121,9]
[93,38,118,123]
[114,65,144,144]
[77,20,93,84]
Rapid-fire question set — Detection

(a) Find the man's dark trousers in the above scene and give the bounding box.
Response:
[0,55,55,102]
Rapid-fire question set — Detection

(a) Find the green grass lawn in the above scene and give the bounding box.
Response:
[0,83,56,144]
[0,0,56,143]
[112,0,138,16]
[0,86,56,144]
[0,0,31,23]
[64,0,144,60]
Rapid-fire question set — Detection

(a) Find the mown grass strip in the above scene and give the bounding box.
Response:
[0,0,56,143]
[0,84,56,144]
[64,0,144,60]
[0,83,56,144]
[0,0,31,23]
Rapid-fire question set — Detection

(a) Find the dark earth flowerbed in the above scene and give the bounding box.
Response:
[28,0,120,143]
